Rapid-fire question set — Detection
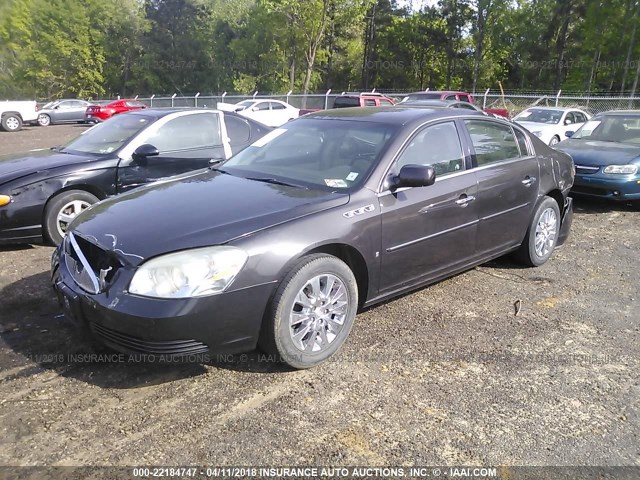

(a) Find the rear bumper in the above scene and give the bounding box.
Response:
[557,196,573,247]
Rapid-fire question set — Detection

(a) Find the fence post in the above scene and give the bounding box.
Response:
[171,93,177,107]
[150,94,155,107]
[195,92,200,108]
[252,91,258,99]
[134,95,139,100]
[555,90,562,107]
[371,88,376,93]
[425,88,430,92]
[483,88,490,109]
[324,89,332,110]
[286,90,292,105]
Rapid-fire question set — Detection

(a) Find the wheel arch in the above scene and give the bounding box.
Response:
[302,243,370,308]
[1,111,24,121]
[41,184,107,224]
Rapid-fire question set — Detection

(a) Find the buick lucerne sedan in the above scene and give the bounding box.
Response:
[52,107,574,369]
[0,108,271,245]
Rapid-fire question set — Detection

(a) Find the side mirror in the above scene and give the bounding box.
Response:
[392,164,436,189]
[132,144,160,163]
[565,131,574,138]
[251,106,259,112]
[564,119,573,125]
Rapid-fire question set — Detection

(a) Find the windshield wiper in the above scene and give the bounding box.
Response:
[245,176,308,189]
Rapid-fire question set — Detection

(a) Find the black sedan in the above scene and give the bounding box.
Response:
[52,107,574,369]
[556,110,640,205]
[0,109,271,245]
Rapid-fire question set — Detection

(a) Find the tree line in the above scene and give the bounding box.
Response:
[0,0,639,100]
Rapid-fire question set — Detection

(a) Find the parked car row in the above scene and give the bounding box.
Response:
[1,101,637,370]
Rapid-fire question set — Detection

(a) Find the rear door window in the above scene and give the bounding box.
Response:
[465,120,521,166]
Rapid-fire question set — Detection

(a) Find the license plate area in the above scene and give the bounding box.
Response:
[56,282,85,326]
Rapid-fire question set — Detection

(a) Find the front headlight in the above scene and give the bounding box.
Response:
[129,246,248,299]
[603,165,638,175]
[532,131,543,137]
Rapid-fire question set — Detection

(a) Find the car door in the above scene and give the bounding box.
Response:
[462,119,539,257]
[53,101,76,122]
[116,112,230,192]
[268,101,289,126]
[68,101,90,122]
[244,101,271,124]
[378,120,478,294]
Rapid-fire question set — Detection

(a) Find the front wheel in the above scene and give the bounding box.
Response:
[516,196,561,267]
[259,254,359,369]
[549,135,560,146]
[43,190,99,245]
[38,114,51,126]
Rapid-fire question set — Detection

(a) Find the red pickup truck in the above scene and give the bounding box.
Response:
[401,90,510,118]
[299,92,396,116]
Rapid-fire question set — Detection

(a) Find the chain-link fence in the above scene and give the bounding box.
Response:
[110,90,640,116]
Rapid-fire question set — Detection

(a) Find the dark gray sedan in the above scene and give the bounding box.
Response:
[52,107,574,369]
[37,99,94,126]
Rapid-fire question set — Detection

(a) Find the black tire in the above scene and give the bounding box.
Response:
[43,190,99,246]
[1,113,23,132]
[516,196,561,267]
[549,135,560,146]
[37,114,51,127]
[259,254,358,369]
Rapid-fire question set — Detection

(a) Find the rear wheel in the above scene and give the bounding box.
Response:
[1,114,23,132]
[43,190,99,245]
[516,196,561,267]
[259,254,358,369]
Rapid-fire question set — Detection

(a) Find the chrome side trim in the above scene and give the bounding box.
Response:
[479,203,529,221]
[386,219,479,253]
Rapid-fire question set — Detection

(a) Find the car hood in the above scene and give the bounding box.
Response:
[555,139,640,166]
[0,149,94,185]
[71,170,350,265]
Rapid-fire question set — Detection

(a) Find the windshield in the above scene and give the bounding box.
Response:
[62,114,154,155]
[235,100,254,110]
[221,119,399,190]
[514,108,563,124]
[571,115,640,143]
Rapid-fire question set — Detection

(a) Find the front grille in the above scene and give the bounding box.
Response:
[575,164,600,175]
[91,322,209,355]
[64,233,122,294]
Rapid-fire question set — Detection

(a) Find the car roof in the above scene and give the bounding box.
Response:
[402,99,463,107]
[521,106,583,111]
[408,90,469,95]
[306,106,485,125]
[125,107,258,120]
[597,109,640,115]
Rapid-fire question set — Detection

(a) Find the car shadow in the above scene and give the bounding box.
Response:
[0,272,289,388]
[571,195,638,214]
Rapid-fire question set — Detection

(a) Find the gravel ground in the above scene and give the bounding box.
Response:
[0,126,638,469]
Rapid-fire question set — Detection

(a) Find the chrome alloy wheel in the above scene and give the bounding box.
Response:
[289,274,349,353]
[535,207,558,257]
[56,200,91,239]
[38,114,51,126]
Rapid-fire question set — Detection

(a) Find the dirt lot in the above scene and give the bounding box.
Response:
[0,125,638,470]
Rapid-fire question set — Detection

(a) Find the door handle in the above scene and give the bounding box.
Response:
[455,195,476,207]
[521,176,536,187]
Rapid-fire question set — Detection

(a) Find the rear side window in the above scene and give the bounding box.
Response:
[459,95,471,103]
[514,128,532,156]
[333,97,360,108]
[380,99,394,106]
[465,120,520,166]
[270,102,286,110]
[364,99,376,106]
[147,113,221,152]
[224,116,251,145]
